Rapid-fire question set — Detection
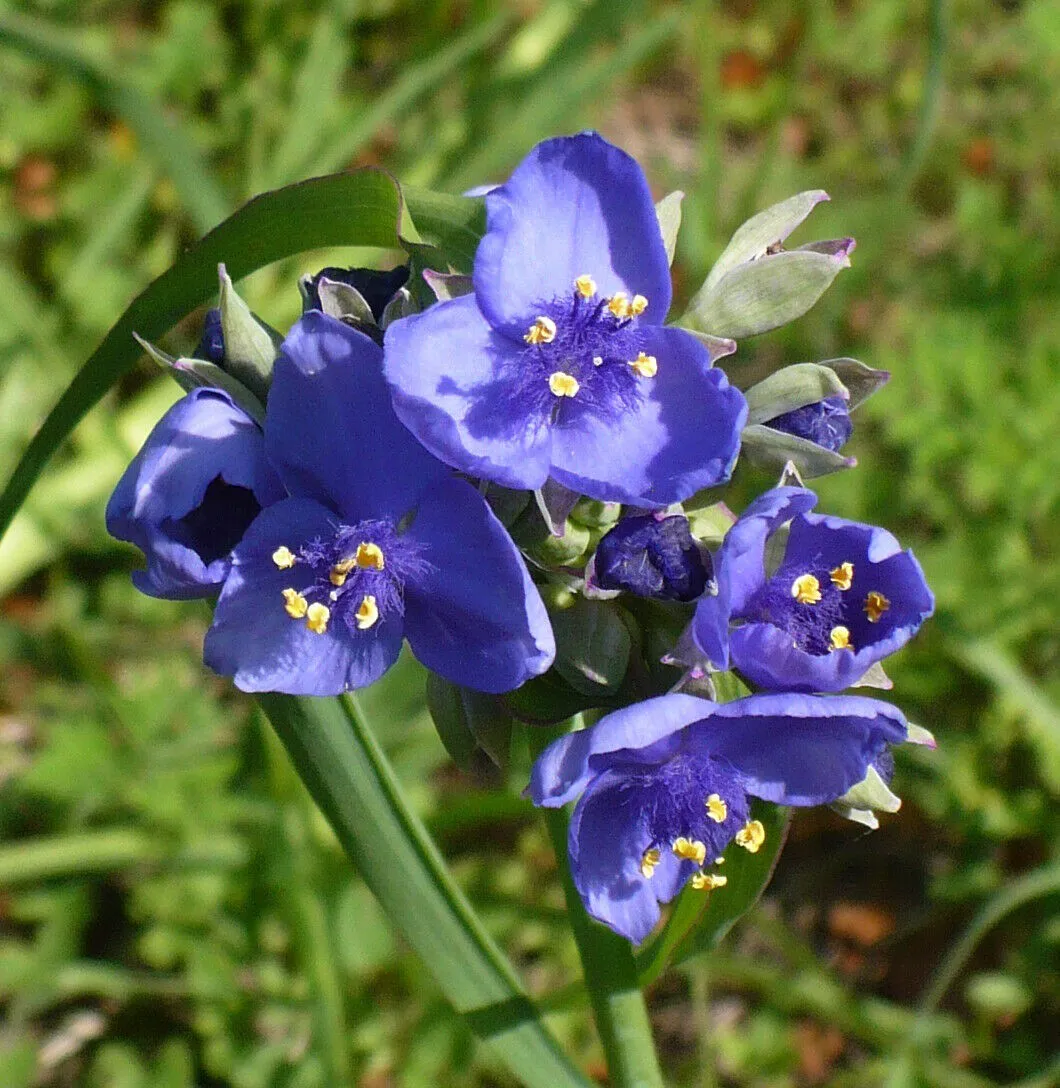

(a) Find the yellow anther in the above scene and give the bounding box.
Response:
[282,588,308,619]
[524,316,556,344]
[272,546,297,570]
[640,847,661,878]
[607,292,631,318]
[691,871,728,891]
[574,273,597,298]
[672,837,707,865]
[830,562,854,590]
[628,351,658,378]
[354,542,385,570]
[629,294,648,316]
[829,625,853,652]
[865,590,890,623]
[549,371,580,398]
[355,594,379,630]
[305,602,330,635]
[791,573,822,604]
[706,793,728,823]
[329,558,354,586]
[735,819,766,854]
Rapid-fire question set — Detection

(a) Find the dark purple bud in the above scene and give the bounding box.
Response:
[593,514,712,602]
[304,265,410,321]
[195,307,225,364]
[765,394,853,453]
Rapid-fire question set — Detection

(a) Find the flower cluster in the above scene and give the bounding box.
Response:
[109,132,934,944]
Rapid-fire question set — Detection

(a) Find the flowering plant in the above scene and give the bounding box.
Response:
[2,132,933,1087]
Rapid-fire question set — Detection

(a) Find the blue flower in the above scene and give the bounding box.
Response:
[529,691,910,943]
[383,133,747,506]
[203,311,555,696]
[764,394,852,452]
[589,513,713,602]
[692,487,934,693]
[106,387,284,599]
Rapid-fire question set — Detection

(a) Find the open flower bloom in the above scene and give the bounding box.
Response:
[693,487,934,692]
[204,312,555,696]
[106,387,284,599]
[529,691,910,943]
[383,133,747,507]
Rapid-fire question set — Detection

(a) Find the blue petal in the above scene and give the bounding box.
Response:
[383,295,554,490]
[528,693,708,808]
[402,477,555,693]
[568,768,666,944]
[550,326,747,506]
[203,498,403,695]
[689,693,908,806]
[474,133,672,335]
[268,312,448,520]
[106,387,283,599]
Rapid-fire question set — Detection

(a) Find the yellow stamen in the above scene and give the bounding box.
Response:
[865,590,890,623]
[329,559,353,586]
[354,542,385,570]
[672,837,707,865]
[272,546,297,570]
[574,273,597,298]
[629,294,648,316]
[640,847,661,878]
[705,793,728,823]
[734,820,766,854]
[829,625,853,651]
[524,316,556,345]
[628,351,658,378]
[691,871,728,891]
[282,588,308,619]
[305,602,330,635]
[607,292,630,318]
[830,561,854,590]
[549,372,580,398]
[791,573,822,604]
[355,594,379,630]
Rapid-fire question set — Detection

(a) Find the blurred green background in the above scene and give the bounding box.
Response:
[0,0,1057,1085]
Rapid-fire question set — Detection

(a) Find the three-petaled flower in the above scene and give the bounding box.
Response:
[692,487,934,692]
[383,132,747,507]
[529,691,911,943]
[203,311,555,696]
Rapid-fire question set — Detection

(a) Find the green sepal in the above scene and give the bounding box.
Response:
[502,668,615,725]
[425,673,513,774]
[133,334,266,425]
[740,423,856,479]
[744,362,850,426]
[526,520,592,567]
[824,356,891,408]
[830,764,902,831]
[685,500,738,548]
[314,276,376,325]
[654,190,684,267]
[850,660,894,690]
[379,287,418,328]
[422,269,475,302]
[551,597,632,697]
[569,498,622,531]
[218,264,283,400]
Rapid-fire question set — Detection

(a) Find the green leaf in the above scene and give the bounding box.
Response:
[745,362,850,426]
[257,692,591,1088]
[635,801,790,986]
[426,673,513,773]
[0,173,483,546]
[552,598,632,697]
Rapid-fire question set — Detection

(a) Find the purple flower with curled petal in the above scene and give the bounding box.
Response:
[692,487,934,693]
[203,311,555,696]
[764,394,852,453]
[383,133,747,507]
[529,691,911,943]
[106,387,284,600]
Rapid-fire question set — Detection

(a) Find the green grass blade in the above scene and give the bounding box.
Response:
[258,692,591,1088]
[0,10,230,233]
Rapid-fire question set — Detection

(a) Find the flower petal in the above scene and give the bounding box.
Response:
[383,295,554,490]
[267,312,448,520]
[550,326,747,506]
[528,693,708,808]
[474,133,672,334]
[203,497,402,695]
[402,477,555,693]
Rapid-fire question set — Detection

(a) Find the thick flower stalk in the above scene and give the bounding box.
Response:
[383,133,747,506]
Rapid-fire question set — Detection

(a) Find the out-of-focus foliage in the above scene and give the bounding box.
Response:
[0,0,1056,1085]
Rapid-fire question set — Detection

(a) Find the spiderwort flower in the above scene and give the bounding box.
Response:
[203,311,555,696]
[383,133,747,507]
[106,388,284,599]
[529,691,911,943]
[692,487,934,693]
[588,513,713,602]
[764,394,853,453]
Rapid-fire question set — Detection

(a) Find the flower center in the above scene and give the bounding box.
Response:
[271,518,430,636]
